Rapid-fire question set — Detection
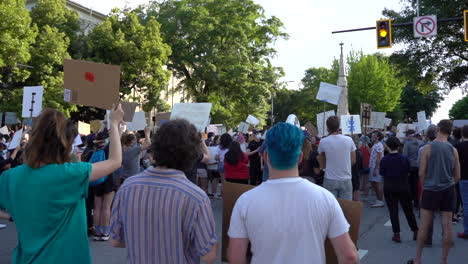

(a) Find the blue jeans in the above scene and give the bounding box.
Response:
[460,180,468,234]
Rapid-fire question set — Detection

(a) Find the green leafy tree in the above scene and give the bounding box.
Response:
[0,0,37,112]
[84,8,172,112]
[146,0,287,127]
[383,0,468,90]
[449,96,468,120]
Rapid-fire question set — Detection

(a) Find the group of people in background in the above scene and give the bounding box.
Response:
[0,106,467,264]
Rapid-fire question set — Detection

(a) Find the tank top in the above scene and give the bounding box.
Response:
[424,141,455,191]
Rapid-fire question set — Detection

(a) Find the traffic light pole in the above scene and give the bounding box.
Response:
[332,17,463,34]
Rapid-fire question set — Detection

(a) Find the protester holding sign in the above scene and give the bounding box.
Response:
[0,105,124,264]
[120,127,152,182]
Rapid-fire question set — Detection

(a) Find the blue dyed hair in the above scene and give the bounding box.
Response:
[266,122,305,170]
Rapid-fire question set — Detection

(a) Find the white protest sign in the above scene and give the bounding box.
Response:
[340,115,362,135]
[417,111,428,131]
[127,111,147,132]
[245,115,260,127]
[72,134,82,147]
[370,112,386,129]
[0,126,9,135]
[286,114,300,128]
[396,123,408,138]
[170,103,212,132]
[218,125,227,135]
[317,110,336,137]
[238,122,250,134]
[207,125,218,135]
[8,129,23,150]
[22,86,44,118]
[384,118,392,127]
[316,82,343,105]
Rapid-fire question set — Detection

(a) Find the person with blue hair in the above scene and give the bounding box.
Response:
[228,122,357,264]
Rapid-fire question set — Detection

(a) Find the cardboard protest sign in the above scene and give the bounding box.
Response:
[370,112,386,129]
[317,110,336,137]
[207,125,218,135]
[8,129,23,150]
[63,59,120,110]
[340,115,361,135]
[396,123,408,138]
[286,114,300,128]
[0,126,9,135]
[384,118,392,127]
[90,120,101,133]
[221,182,363,263]
[121,102,138,122]
[316,82,343,105]
[360,103,372,127]
[170,103,212,132]
[417,111,428,131]
[78,121,91,135]
[127,111,147,131]
[22,86,44,118]
[4,112,19,125]
[154,112,171,126]
[238,122,250,134]
[246,115,260,127]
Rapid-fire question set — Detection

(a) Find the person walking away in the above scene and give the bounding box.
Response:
[224,141,249,184]
[352,139,363,201]
[110,119,218,264]
[359,137,371,198]
[380,137,418,243]
[247,131,263,185]
[410,120,461,264]
[227,122,358,264]
[317,116,356,200]
[0,106,123,264]
[214,133,233,197]
[403,133,424,209]
[369,131,385,208]
[456,125,468,239]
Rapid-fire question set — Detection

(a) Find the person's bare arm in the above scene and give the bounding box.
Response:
[90,104,124,182]
[351,150,356,165]
[453,148,461,183]
[110,238,126,248]
[374,151,383,176]
[419,145,430,184]
[200,140,210,164]
[227,238,249,264]
[201,243,218,264]
[330,233,358,264]
[318,152,326,169]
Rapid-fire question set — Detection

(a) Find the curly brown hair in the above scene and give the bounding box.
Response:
[24,109,78,168]
[151,119,201,172]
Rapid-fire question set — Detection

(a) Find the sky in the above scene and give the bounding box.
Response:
[75,0,463,123]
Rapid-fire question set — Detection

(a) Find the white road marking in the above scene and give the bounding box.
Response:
[359,249,368,260]
[384,219,392,227]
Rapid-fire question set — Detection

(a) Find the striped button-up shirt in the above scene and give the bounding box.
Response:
[110,167,217,264]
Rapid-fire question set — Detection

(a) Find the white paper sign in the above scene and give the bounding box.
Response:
[246,115,260,127]
[286,114,300,128]
[317,110,336,137]
[417,111,428,131]
[207,125,218,135]
[370,112,386,129]
[316,82,343,105]
[218,125,227,135]
[238,122,250,134]
[72,134,82,147]
[170,103,212,132]
[0,126,9,135]
[340,115,362,135]
[8,129,23,150]
[384,118,392,127]
[22,86,44,118]
[127,111,147,131]
[396,123,408,138]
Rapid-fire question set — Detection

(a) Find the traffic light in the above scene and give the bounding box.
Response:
[464,10,468,42]
[376,19,392,49]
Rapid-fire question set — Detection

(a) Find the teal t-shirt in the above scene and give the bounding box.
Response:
[0,162,92,264]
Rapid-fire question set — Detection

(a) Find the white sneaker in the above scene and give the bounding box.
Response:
[370,200,385,208]
[0,224,6,229]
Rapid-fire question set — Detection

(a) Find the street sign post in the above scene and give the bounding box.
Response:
[414,15,437,38]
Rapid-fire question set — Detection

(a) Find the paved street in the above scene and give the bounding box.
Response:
[1,196,468,264]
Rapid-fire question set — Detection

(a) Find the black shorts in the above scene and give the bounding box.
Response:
[421,185,456,212]
[352,173,360,191]
[91,175,115,197]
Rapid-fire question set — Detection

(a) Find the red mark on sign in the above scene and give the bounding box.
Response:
[85,72,95,82]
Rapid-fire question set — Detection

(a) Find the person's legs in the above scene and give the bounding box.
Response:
[323,178,339,198]
[384,190,401,238]
[440,211,453,264]
[400,191,419,237]
[460,180,468,236]
[409,167,420,208]
[86,186,95,231]
[361,169,370,197]
[414,209,434,264]
[197,169,208,194]
[93,195,103,238]
[100,191,115,240]
[339,179,353,201]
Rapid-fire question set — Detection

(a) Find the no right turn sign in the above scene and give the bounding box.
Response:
[414,15,437,38]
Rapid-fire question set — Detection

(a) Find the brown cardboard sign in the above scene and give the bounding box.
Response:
[63,59,120,110]
[121,102,138,122]
[154,112,171,126]
[221,182,362,263]
[305,121,318,137]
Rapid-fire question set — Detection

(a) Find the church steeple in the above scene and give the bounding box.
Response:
[337,43,349,116]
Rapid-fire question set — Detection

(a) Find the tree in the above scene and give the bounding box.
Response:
[0,0,37,112]
[383,0,468,91]
[84,8,172,113]
[146,0,287,127]
[449,96,468,120]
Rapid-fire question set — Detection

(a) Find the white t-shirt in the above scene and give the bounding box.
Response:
[228,178,350,264]
[216,146,229,162]
[318,135,356,181]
